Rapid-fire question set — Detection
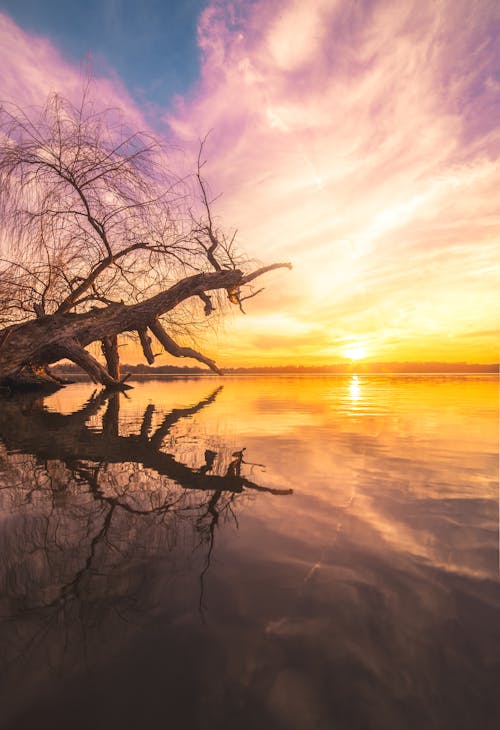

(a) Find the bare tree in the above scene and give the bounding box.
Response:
[0,91,291,389]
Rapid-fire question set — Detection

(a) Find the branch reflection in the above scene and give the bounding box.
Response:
[0,386,292,681]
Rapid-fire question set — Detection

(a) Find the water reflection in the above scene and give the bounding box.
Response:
[0,375,499,730]
[349,374,361,402]
[0,385,292,727]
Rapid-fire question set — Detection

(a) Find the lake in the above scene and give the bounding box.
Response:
[0,375,498,729]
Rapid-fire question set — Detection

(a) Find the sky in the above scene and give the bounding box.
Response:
[0,0,498,366]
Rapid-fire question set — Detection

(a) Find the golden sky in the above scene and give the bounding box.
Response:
[0,1,499,366]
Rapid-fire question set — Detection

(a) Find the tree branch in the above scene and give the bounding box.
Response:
[138,328,155,364]
[198,292,215,316]
[149,320,222,375]
[56,338,129,388]
[240,262,292,285]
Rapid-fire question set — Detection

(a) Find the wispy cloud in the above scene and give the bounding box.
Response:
[168,0,500,363]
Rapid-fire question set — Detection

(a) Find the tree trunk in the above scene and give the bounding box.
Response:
[101,336,121,381]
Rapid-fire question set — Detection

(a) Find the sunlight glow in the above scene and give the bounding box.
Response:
[343,345,367,361]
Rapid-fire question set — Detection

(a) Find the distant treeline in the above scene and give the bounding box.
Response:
[53,362,498,375]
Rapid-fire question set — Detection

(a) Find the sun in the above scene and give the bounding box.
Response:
[343,345,366,361]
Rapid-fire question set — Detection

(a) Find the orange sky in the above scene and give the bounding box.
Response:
[0,1,499,367]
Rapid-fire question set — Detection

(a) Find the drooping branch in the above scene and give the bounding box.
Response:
[149,319,222,375]
[138,328,155,364]
[55,338,129,388]
[198,292,215,316]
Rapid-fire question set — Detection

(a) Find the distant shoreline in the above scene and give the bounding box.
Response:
[53,362,498,377]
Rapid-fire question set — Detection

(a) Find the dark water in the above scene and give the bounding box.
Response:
[0,375,498,729]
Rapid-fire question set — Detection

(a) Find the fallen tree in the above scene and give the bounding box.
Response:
[0,263,290,388]
[0,91,290,389]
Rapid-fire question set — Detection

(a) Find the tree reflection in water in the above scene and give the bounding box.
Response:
[0,386,292,697]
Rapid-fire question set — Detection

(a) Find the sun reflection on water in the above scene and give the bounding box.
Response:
[349,374,361,402]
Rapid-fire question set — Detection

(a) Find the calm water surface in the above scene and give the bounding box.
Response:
[0,375,498,729]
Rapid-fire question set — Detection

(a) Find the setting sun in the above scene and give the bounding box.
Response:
[343,345,367,361]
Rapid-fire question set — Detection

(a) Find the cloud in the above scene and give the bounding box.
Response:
[168,0,500,364]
